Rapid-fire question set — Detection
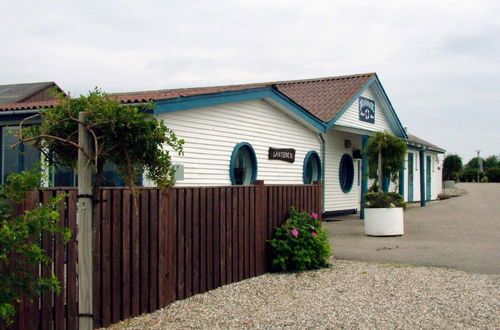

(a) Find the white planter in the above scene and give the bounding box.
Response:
[364,207,404,236]
[444,180,455,188]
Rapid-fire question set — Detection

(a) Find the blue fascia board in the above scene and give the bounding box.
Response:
[325,76,376,131]
[371,78,408,139]
[154,86,327,132]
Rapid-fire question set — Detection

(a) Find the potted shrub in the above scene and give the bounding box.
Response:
[443,154,463,188]
[364,132,407,236]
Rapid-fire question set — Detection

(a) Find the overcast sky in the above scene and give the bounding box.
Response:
[1,0,498,162]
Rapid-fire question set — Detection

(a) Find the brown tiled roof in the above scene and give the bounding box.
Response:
[407,134,445,152]
[107,72,375,122]
[0,99,59,110]
[0,73,376,122]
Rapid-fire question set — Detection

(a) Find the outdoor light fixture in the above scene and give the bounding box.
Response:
[344,139,351,148]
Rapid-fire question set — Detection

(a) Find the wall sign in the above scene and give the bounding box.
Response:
[359,97,375,123]
[268,148,295,163]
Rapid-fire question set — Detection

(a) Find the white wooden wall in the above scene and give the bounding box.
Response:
[403,150,443,202]
[148,99,321,186]
[324,130,362,212]
[335,85,395,134]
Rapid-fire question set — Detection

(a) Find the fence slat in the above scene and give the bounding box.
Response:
[184,189,192,298]
[199,188,206,293]
[140,191,150,313]
[93,190,102,327]
[213,188,220,289]
[121,190,131,320]
[112,190,122,323]
[131,192,140,317]
[206,188,214,291]
[177,189,185,300]
[192,188,200,295]
[40,191,54,330]
[101,189,112,327]
[67,190,78,330]
[149,190,158,312]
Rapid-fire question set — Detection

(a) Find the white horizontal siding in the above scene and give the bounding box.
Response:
[324,130,362,212]
[148,99,321,186]
[403,150,443,202]
[335,85,395,134]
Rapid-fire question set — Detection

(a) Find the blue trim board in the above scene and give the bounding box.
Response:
[419,149,426,207]
[360,135,369,219]
[154,87,326,132]
[229,142,258,185]
[371,78,408,139]
[302,150,322,184]
[399,163,405,197]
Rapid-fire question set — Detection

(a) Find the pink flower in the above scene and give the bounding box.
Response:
[310,226,316,231]
[312,213,318,219]
[291,228,299,238]
[311,232,317,237]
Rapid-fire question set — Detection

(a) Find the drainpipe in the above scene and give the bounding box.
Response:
[419,149,426,207]
[317,133,326,213]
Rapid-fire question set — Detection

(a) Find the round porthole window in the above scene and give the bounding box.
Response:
[339,154,354,193]
[303,151,321,184]
[230,142,258,185]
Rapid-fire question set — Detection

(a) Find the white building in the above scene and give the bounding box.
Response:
[0,73,445,217]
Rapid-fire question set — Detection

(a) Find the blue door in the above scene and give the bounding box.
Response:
[426,156,432,200]
[407,153,414,202]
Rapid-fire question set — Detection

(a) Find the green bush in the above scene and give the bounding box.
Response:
[486,167,500,182]
[443,154,463,181]
[459,168,485,182]
[267,208,331,272]
[365,191,406,208]
[0,171,70,324]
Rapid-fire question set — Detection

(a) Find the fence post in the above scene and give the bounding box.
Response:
[254,180,266,274]
[78,112,93,330]
[313,181,323,221]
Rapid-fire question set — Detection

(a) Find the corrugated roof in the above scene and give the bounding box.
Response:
[0,99,60,111]
[0,82,56,105]
[407,134,445,152]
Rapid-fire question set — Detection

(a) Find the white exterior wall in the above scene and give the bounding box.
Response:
[335,85,394,133]
[149,99,321,186]
[324,130,362,212]
[404,150,442,202]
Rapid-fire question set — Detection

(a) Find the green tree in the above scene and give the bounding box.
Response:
[364,131,407,191]
[0,171,70,324]
[442,154,463,181]
[465,157,484,171]
[19,89,184,196]
[484,155,500,170]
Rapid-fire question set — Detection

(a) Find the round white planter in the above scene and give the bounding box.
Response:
[364,207,404,236]
[444,180,455,188]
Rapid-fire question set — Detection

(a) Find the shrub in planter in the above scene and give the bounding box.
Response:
[364,191,406,209]
[267,208,331,272]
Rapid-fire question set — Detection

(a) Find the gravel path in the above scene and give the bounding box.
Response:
[108,260,499,329]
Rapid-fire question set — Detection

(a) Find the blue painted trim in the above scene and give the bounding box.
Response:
[229,142,258,185]
[419,149,426,207]
[360,135,369,219]
[154,86,327,132]
[325,76,376,130]
[399,163,405,197]
[382,176,390,192]
[339,154,354,193]
[371,78,408,139]
[302,150,322,184]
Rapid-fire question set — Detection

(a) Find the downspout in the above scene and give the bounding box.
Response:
[317,133,326,213]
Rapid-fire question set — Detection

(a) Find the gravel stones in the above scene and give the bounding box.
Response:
[108,260,499,329]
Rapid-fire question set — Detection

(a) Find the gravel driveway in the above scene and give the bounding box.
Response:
[108,260,499,329]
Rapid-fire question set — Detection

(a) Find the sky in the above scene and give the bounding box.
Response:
[1,0,499,162]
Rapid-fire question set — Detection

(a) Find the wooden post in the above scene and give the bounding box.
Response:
[78,112,93,329]
[254,180,266,274]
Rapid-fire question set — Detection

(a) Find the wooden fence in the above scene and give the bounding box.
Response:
[10,181,322,329]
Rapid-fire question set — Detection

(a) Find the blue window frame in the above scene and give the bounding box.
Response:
[339,154,354,193]
[303,151,321,184]
[230,142,258,185]
[1,126,40,184]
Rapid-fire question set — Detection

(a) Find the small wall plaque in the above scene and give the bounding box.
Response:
[268,148,295,163]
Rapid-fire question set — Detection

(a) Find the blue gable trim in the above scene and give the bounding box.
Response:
[325,76,376,131]
[153,86,327,132]
[324,75,408,139]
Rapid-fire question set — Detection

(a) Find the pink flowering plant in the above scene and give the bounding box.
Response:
[267,207,331,271]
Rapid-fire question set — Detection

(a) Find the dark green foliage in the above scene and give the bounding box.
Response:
[486,167,500,182]
[0,171,70,324]
[443,154,463,181]
[459,168,485,182]
[364,191,406,208]
[267,208,331,272]
[21,89,184,188]
[484,156,500,170]
[464,157,484,171]
[365,132,407,190]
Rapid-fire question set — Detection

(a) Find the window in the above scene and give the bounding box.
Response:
[339,154,354,193]
[230,142,257,185]
[1,126,40,184]
[303,151,321,184]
